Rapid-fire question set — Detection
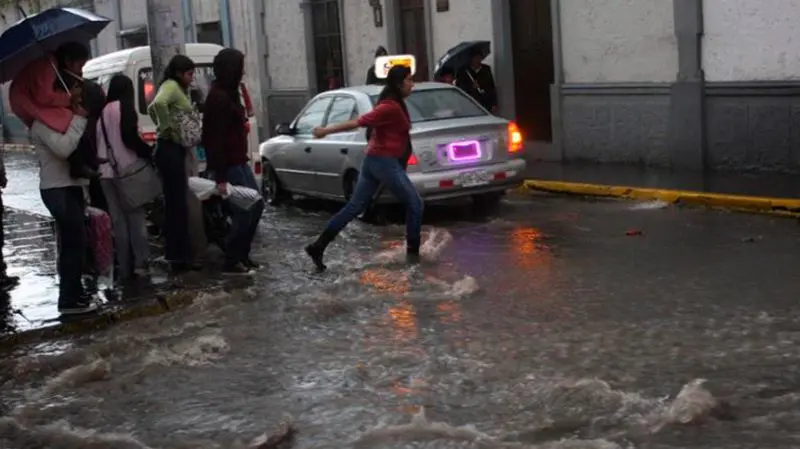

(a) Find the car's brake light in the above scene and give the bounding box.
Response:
[407,153,418,166]
[244,121,251,134]
[253,160,262,175]
[141,131,157,144]
[507,121,523,153]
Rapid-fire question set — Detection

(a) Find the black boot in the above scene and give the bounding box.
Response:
[406,240,421,265]
[305,228,337,272]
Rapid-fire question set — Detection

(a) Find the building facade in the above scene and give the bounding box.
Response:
[1,0,797,173]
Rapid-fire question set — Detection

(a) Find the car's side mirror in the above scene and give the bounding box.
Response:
[275,123,294,136]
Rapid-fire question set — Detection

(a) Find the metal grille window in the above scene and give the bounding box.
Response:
[310,0,344,93]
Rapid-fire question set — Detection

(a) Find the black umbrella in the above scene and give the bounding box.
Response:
[0,7,111,83]
[433,41,491,79]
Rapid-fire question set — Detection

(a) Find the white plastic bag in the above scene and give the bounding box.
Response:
[188,176,217,201]
[188,176,262,210]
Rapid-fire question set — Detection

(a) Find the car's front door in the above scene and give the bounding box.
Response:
[279,96,334,192]
[312,95,360,196]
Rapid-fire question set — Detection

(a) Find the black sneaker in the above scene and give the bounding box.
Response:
[0,275,19,291]
[58,298,99,316]
[223,262,253,275]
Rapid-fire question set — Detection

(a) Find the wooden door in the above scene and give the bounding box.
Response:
[509,0,554,141]
[311,0,345,92]
[398,0,429,81]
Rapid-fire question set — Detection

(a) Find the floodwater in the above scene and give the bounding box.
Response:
[3,192,800,448]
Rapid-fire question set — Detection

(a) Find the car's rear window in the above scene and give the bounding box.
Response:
[370,88,486,123]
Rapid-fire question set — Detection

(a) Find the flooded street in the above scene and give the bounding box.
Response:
[3,152,800,448]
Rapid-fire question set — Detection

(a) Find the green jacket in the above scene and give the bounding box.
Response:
[147,79,193,143]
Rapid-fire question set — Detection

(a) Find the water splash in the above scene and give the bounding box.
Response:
[354,407,625,449]
[374,228,453,264]
[0,417,154,449]
[143,333,229,367]
[43,358,111,394]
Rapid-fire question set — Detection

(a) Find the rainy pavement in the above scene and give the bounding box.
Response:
[3,150,800,448]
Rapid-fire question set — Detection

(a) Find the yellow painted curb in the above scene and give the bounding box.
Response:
[524,180,800,218]
[0,290,198,351]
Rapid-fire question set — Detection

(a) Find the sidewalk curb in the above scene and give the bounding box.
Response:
[0,290,197,351]
[523,180,800,218]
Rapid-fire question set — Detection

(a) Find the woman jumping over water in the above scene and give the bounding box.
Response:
[305,65,423,272]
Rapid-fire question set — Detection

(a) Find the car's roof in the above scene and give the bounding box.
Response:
[328,82,455,97]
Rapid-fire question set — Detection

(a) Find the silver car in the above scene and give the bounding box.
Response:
[259,82,527,206]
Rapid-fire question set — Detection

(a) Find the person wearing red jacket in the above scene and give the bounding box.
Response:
[304,65,423,272]
[202,48,264,274]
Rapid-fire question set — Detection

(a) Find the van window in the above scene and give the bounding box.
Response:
[137,65,254,117]
[138,64,214,114]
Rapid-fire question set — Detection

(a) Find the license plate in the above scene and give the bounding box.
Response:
[194,145,207,162]
[459,170,492,187]
[447,140,482,162]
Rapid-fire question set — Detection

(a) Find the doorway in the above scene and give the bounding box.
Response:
[509,0,554,142]
[310,0,345,93]
[398,0,429,81]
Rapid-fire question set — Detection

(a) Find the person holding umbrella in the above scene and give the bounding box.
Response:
[0,7,113,315]
[10,42,99,180]
[456,46,498,113]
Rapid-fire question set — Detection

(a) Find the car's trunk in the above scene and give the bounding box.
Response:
[408,116,511,173]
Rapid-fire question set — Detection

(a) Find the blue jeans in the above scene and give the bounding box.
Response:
[326,155,423,247]
[41,186,86,305]
[224,164,264,264]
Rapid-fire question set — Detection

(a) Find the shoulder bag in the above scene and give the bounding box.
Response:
[173,106,203,148]
[100,111,162,211]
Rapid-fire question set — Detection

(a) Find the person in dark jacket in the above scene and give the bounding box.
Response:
[202,48,264,275]
[365,46,389,85]
[456,46,498,113]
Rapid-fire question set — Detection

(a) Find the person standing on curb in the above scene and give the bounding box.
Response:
[148,55,202,273]
[0,144,19,291]
[202,48,264,274]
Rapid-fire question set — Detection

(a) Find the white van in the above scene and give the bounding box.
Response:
[82,43,262,184]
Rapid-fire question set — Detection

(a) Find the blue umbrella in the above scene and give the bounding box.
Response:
[433,41,491,79]
[0,7,111,83]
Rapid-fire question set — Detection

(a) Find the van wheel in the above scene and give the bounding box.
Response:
[262,160,288,206]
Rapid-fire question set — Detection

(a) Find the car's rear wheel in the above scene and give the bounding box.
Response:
[262,160,288,206]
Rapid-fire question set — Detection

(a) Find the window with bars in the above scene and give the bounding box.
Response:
[310,0,344,93]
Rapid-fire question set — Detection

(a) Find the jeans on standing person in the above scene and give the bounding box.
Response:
[305,155,424,271]
[100,180,150,281]
[41,186,87,310]
[154,139,193,270]
[223,164,264,268]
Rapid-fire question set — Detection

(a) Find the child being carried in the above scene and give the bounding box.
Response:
[9,43,99,179]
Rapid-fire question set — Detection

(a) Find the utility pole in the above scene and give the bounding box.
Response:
[146,0,186,86]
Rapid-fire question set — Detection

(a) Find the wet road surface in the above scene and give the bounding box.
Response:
[2,177,800,448]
